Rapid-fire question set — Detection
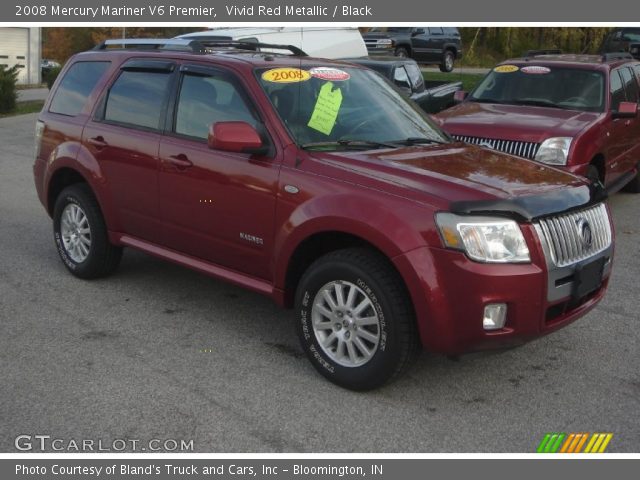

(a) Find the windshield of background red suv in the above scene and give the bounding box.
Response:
[621,29,640,41]
[256,65,449,150]
[470,66,605,112]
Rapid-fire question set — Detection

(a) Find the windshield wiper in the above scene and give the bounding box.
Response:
[300,139,397,151]
[390,136,449,146]
[508,99,567,109]
[469,97,505,104]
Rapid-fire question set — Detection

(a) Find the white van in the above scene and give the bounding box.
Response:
[176,27,367,59]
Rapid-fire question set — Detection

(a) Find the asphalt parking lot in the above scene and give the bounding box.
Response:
[1,113,638,453]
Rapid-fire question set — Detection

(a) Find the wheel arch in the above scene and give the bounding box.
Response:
[590,154,606,184]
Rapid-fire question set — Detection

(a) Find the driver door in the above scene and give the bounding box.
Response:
[158,64,280,281]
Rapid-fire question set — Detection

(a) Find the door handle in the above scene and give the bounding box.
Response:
[167,154,193,169]
[87,136,108,149]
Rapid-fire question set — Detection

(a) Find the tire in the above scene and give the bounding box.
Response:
[394,47,410,58]
[622,166,640,193]
[53,184,122,279]
[439,50,455,72]
[295,248,419,390]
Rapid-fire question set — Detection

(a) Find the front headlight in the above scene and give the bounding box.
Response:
[435,213,530,263]
[376,39,394,47]
[534,137,572,166]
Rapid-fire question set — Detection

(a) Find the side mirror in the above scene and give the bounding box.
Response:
[453,90,468,104]
[612,101,638,119]
[208,121,267,155]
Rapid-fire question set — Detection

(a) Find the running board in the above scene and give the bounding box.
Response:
[114,234,274,298]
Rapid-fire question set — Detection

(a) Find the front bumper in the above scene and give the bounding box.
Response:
[393,226,612,355]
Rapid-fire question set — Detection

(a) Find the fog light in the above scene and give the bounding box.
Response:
[483,304,507,330]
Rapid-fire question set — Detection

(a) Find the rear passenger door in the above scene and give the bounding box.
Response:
[157,64,280,281]
[425,28,446,63]
[83,59,175,241]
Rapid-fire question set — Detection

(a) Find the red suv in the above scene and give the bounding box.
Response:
[34,39,614,390]
[437,52,640,193]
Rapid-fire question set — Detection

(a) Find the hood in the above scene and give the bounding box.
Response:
[309,143,593,218]
[437,102,601,142]
[363,33,392,39]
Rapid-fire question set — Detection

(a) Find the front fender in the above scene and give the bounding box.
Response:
[273,192,429,291]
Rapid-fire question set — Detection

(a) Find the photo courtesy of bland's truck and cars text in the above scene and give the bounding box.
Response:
[0,0,639,478]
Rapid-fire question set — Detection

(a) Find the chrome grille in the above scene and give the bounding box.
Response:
[453,135,541,159]
[535,203,612,267]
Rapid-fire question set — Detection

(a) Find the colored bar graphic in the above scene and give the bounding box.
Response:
[537,433,613,453]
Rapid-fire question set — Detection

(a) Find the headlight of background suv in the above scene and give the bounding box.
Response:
[436,213,530,263]
[376,39,394,47]
[534,137,572,166]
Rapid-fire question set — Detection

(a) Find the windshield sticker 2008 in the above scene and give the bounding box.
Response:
[262,68,311,83]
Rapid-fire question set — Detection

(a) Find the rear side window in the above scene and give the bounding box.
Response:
[49,61,110,116]
[404,63,425,90]
[610,70,625,110]
[104,70,171,130]
[620,67,639,103]
[392,66,411,90]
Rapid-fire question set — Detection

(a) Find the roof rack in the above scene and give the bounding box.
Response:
[523,49,562,58]
[93,38,307,56]
[601,52,634,61]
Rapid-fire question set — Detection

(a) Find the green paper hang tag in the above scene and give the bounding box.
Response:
[307,82,343,136]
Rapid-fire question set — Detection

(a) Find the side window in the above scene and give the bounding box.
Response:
[610,70,626,111]
[392,66,412,91]
[404,63,425,91]
[428,27,444,35]
[175,73,257,140]
[620,67,639,103]
[104,70,171,130]
[49,61,110,116]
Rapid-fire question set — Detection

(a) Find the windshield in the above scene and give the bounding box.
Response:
[470,66,605,112]
[621,29,640,42]
[256,66,449,150]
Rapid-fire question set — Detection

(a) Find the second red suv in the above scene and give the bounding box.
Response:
[437,53,640,193]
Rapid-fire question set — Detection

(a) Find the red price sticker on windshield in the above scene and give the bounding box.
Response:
[521,66,551,74]
[309,67,351,81]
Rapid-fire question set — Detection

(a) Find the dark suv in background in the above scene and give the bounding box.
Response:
[601,28,640,60]
[362,27,463,72]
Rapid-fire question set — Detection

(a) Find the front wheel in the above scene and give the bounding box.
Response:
[53,184,122,279]
[394,47,410,58]
[295,248,419,390]
[439,50,455,72]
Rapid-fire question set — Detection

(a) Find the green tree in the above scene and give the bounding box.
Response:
[0,65,19,114]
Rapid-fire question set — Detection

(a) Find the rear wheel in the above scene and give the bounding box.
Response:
[295,248,419,390]
[53,184,122,279]
[439,50,455,72]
